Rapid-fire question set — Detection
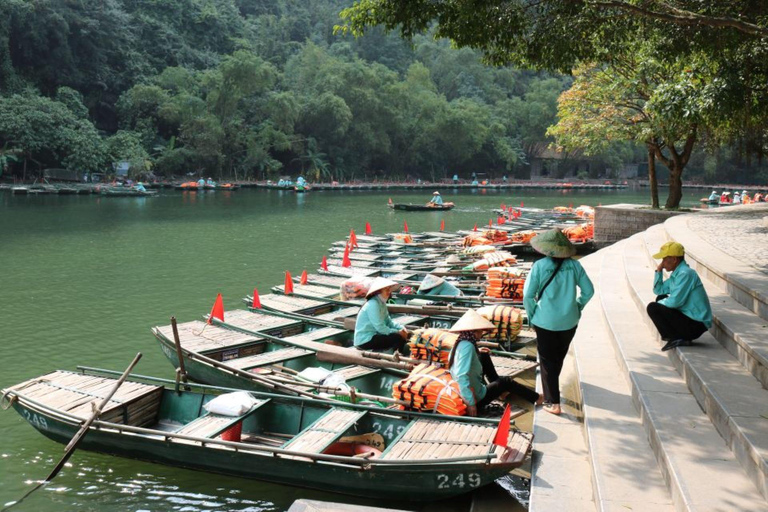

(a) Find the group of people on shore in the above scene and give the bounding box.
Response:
[352,228,712,418]
[710,189,765,204]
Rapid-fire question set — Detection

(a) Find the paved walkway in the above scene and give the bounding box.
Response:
[687,204,768,274]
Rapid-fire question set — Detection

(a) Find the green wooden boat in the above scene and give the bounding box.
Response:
[2,369,532,501]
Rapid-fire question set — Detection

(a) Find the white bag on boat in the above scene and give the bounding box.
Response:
[297,367,334,384]
[322,372,348,389]
[203,391,259,417]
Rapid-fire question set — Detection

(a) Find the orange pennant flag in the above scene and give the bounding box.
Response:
[488,219,492,228]
[473,223,478,232]
[365,222,372,235]
[440,219,445,231]
[349,229,358,248]
[252,288,261,309]
[492,404,512,447]
[342,244,352,267]
[284,271,294,294]
[520,201,524,207]
[300,270,308,285]
[403,221,409,233]
[208,293,224,324]
[321,255,329,271]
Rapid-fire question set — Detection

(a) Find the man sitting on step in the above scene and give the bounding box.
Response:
[646,242,712,351]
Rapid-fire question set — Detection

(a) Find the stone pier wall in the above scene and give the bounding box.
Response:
[594,203,688,248]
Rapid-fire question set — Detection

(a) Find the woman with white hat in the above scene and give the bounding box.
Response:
[448,310,541,417]
[523,229,594,415]
[353,277,409,354]
[418,274,463,297]
[428,191,444,205]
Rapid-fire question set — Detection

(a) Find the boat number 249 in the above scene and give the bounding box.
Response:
[437,473,482,489]
[21,409,48,430]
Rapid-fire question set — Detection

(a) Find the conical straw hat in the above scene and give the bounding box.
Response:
[365,277,401,299]
[449,309,496,332]
[418,274,445,292]
[530,229,576,258]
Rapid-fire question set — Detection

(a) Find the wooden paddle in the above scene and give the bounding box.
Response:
[2,353,143,511]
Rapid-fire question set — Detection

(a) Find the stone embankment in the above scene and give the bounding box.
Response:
[530,203,768,512]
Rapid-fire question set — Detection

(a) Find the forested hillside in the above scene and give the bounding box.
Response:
[0,0,612,180]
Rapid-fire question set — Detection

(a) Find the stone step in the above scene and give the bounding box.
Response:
[643,224,768,389]
[602,237,766,511]
[574,244,674,511]
[664,210,768,322]
[623,231,768,503]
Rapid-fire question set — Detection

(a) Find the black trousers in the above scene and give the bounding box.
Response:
[646,295,707,342]
[477,352,539,407]
[357,333,408,355]
[534,325,578,404]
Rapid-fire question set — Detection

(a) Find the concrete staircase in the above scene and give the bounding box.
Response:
[531,209,768,512]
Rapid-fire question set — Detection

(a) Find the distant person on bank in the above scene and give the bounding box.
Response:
[523,229,594,415]
[354,277,409,355]
[646,242,712,351]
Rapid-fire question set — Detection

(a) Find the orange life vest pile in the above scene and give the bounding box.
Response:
[476,305,525,342]
[392,363,467,416]
[562,222,594,242]
[462,245,497,255]
[462,233,492,246]
[553,206,573,214]
[508,230,538,244]
[339,277,374,300]
[574,205,595,219]
[484,267,526,299]
[462,251,516,272]
[482,229,508,242]
[392,233,413,244]
[407,328,459,366]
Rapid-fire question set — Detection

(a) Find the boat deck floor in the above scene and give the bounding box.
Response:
[9,371,162,426]
[156,320,261,353]
[228,346,313,370]
[381,418,506,461]
[314,306,359,321]
[274,284,344,299]
[258,294,329,313]
[222,309,303,333]
[285,326,346,344]
[323,265,379,277]
[282,409,365,458]
[490,356,538,378]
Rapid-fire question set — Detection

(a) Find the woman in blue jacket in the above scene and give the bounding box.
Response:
[523,229,594,415]
[354,277,409,354]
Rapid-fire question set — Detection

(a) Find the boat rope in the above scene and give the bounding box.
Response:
[0,390,17,410]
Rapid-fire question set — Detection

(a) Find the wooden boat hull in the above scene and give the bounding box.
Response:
[390,203,455,211]
[6,373,529,501]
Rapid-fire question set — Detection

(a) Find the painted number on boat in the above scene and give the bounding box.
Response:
[437,473,481,489]
[22,409,48,430]
[371,422,406,440]
[428,320,452,329]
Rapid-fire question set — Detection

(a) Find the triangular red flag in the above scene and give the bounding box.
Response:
[473,223,478,232]
[365,222,372,235]
[284,271,294,294]
[569,202,573,208]
[403,221,409,233]
[520,201,524,207]
[321,255,329,271]
[497,216,504,225]
[251,288,261,309]
[208,293,224,324]
[488,219,493,228]
[300,270,308,285]
[492,404,512,447]
[349,229,358,248]
[440,219,445,231]
[501,203,505,210]
[342,244,352,267]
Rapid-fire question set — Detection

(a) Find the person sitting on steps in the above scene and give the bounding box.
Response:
[646,242,712,351]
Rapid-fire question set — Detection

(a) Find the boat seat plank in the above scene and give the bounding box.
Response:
[306,275,348,287]
[223,347,312,370]
[275,284,340,298]
[324,265,378,277]
[282,409,365,456]
[382,419,498,460]
[314,307,359,321]
[490,357,538,379]
[175,398,268,439]
[286,327,346,344]
[223,309,301,332]
[331,365,380,381]
[259,294,327,312]
[155,320,261,353]
[388,273,417,281]
[391,315,425,326]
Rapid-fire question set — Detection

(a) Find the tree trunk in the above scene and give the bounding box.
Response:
[647,145,659,208]
[666,164,684,209]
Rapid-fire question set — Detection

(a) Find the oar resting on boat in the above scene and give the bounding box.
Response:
[2,368,533,501]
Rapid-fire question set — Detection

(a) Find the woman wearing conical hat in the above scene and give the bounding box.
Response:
[448,310,542,417]
[353,277,409,355]
[418,274,463,297]
[523,229,594,415]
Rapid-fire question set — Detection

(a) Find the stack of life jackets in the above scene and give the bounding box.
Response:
[485,267,526,300]
[476,305,524,342]
[462,245,496,256]
[553,206,573,214]
[481,229,508,243]
[509,230,537,244]
[407,328,459,366]
[574,205,595,219]
[462,251,516,272]
[462,233,492,247]
[392,363,467,416]
[339,277,374,300]
[562,222,594,243]
[392,233,413,244]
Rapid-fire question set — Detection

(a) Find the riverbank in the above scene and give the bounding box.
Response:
[530,202,768,511]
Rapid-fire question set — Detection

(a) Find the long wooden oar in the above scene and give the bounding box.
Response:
[2,353,143,511]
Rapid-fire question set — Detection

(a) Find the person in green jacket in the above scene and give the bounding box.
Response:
[353,277,409,354]
[418,274,463,297]
[647,242,712,351]
[523,229,594,415]
[448,310,541,417]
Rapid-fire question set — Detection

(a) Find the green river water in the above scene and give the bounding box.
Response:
[0,187,701,511]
